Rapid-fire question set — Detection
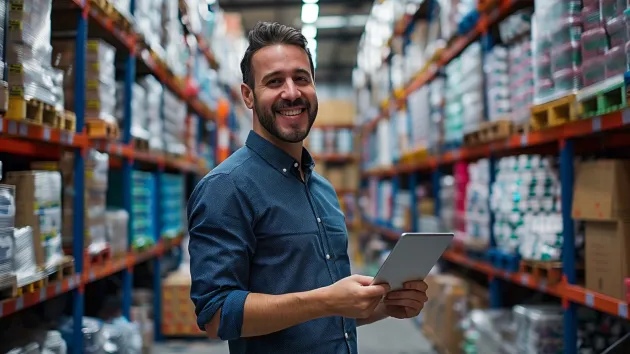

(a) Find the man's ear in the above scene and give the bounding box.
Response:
[241,83,254,109]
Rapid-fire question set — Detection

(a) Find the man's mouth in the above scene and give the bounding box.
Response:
[276,108,305,117]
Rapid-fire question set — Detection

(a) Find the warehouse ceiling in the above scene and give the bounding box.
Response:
[218,0,373,84]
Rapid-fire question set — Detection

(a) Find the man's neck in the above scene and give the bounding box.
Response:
[254,127,303,162]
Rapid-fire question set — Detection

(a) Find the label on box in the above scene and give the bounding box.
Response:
[8,20,22,31]
[0,232,14,261]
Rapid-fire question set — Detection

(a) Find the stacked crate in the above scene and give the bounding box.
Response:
[160,174,185,239]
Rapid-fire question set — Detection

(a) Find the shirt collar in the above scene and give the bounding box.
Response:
[245,130,315,177]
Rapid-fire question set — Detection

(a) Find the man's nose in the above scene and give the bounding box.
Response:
[281,79,302,101]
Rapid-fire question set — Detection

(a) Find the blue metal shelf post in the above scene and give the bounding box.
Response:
[153,168,163,341]
[409,172,419,232]
[390,175,399,230]
[431,169,441,221]
[488,155,502,308]
[560,139,577,354]
[71,4,88,352]
[121,0,136,321]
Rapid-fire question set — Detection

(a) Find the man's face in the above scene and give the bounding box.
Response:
[243,44,318,143]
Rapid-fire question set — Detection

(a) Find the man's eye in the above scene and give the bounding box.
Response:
[269,79,282,85]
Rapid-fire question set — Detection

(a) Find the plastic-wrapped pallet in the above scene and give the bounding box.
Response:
[105,209,129,258]
[134,0,164,56]
[439,175,456,232]
[490,155,563,260]
[485,45,511,122]
[464,159,491,251]
[6,0,62,112]
[12,226,37,282]
[139,75,164,152]
[407,85,430,152]
[59,316,106,354]
[532,0,584,103]
[115,82,149,141]
[162,90,187,156]
[513,305,564,354]
[461,309,517,354]
[52,39,117,123]
[445,42,483,145]
[508,38,535,126]
[161,0,188,77]
[5,171,63,268]
[428,78,445,152]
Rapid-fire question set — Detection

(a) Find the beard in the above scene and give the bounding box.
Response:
[253,93,318,143]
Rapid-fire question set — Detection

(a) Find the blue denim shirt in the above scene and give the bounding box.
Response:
[187,130,356,354]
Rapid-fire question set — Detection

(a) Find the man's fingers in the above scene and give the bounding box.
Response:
[403,280,428,292]
[385,289,428,303]
[383,298,424,310]
[362,283,390,297]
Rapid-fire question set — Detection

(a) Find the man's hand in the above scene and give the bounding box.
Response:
[382,280,429,319]
[321,274,390,319]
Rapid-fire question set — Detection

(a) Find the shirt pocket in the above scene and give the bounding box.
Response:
[321,215,351,276]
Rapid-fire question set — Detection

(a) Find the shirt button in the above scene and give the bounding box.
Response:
[326,254,330,260]
[345,332,349,339]
[317,217,321,223]
[294,162,299,167]
[282,168,287,173]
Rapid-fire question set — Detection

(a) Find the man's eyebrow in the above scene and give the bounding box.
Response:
[261,68,312,83]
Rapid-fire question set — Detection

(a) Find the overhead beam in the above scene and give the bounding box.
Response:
[219,0,371,10]
[315,30,363,42]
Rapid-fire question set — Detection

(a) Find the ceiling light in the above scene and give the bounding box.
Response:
[301,3,319,24]
[303,0,319,3]
[307,38,317,53]
[301,24,317,39]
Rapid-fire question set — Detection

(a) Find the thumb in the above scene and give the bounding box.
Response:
[351,274,376,286]
[361,283,390,298]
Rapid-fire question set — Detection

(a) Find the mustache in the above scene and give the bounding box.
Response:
[273,98,310,110]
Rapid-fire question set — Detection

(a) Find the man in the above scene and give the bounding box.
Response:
[187,22,428,354]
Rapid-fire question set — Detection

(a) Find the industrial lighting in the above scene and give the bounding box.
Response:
[303,0,319,3]
[301,3,319,24]
[306,38,317,53]
[301,24,317,39]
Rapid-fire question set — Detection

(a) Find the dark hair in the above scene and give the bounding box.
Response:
[240,21,315,88]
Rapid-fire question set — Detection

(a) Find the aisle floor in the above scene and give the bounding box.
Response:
[154,317,436,354]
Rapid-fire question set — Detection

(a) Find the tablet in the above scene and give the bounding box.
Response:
[372,232,454,291]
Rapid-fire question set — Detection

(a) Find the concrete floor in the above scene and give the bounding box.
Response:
[153,317,436,354]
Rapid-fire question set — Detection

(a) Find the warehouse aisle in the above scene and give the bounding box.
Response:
[154,318,435,354]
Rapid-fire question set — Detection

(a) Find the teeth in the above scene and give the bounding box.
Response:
[278,109,302,116]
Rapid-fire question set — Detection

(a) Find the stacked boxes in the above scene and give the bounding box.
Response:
[52,39,117,122]
[160,174,185,239]
[6,0,61,117]
[0,184,16,280]
[572,159,630,300]
[490,155,563,260]
[161,0,188,77]
[508,38,535,125]
[6,171,63,268]
[108,170,156,250]
[162,90,187,156]
[162,271,205,336]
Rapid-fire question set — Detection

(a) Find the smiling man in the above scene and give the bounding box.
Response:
[187,22,429,354]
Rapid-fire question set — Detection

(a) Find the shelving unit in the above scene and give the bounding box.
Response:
[0,0,241,351]
[355,0,630,352]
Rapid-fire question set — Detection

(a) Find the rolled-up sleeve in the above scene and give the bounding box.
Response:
[187,173,256,340]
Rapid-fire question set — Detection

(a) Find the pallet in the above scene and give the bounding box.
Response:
[86,118,120,139]
[513,122,531,135]
[40,256,75,282]
[463,120,514,146]
[530,94,578,130]
[87,246,112,266]
[6,97,59,128]
[63,110,77,132]
[133,138,149,152]
[519,260,563,285]
[16,275,48,297]
[577,74,627,118]
[0,274,18,300]
[487,248,521,272]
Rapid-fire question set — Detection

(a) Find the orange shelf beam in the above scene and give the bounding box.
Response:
[0,237,183,319]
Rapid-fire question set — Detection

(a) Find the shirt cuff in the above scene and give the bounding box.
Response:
[217,290,250,340]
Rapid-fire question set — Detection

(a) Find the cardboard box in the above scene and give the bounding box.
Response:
[573,160,630,221]
[422,275,467,354]
[314,100,355,126]
[585,220,630,300]
[343,164,359,191]
[162,271,206,337]
[326,166,345,189]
